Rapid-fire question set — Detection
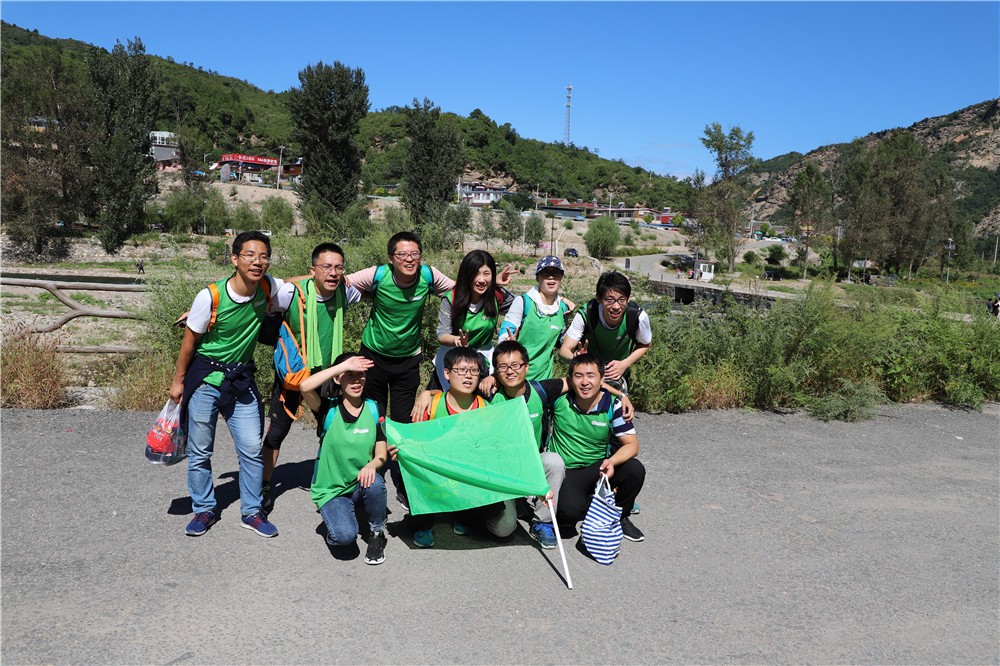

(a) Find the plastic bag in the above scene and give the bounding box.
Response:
[580,474,623,565]
[145,399,187,465]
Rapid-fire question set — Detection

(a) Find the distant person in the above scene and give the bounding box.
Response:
[136,258,144,274]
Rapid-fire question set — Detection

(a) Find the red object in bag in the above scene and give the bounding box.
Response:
[145,400,187,465]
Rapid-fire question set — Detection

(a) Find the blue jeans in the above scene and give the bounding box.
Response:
[186,382,264,516]
[319,474,388,546]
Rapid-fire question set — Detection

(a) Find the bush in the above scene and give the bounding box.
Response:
[563,219,574,230]
[807,378,887,422]
[259,197,295,232]
[583,217,620,258]
[743,251,761,265]
[0,325,66,408]
[108,352,177,411]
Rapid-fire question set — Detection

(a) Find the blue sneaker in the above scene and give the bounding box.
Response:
[631,501,640,515]
[453,520,469,536]
[413,529,434,548]
[185,511,218,536]
[529,521,557,549]
[241,511,278,538]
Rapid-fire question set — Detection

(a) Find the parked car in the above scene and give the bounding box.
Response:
[564,248,579,258]
[763,270,781,281]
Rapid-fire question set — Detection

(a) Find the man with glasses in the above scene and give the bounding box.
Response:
[345,231,456,425]
[260,243,363,513]
[169,231,285,539]
[559,271,651,395]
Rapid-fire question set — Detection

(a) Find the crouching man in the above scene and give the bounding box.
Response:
[549,353,645,542]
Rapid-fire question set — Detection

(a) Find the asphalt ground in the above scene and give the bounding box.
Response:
[2,404,998,665]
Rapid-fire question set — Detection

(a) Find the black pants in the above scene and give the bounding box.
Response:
[556,459,645,526]
[360,345,423,500]
[263,375,302,451]
[359,345,423,424]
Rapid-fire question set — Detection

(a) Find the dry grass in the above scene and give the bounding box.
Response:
[0,325,67,408]
[108,353,176,411]
[687,361,747,410]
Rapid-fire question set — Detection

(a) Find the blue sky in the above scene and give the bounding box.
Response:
[3,1,998,179]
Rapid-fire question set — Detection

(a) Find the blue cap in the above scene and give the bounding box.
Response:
[535,255,564,274]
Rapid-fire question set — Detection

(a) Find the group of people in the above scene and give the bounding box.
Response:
[169,229,652,566]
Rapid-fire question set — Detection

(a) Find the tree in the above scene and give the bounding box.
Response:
[287,61,369,214]
[87,38,160,254]
[789,161,832,277]
[524,213,546,255]
[1,45,96,258]
[401,98,465,227]
[584,217,620,258]
[478,207,497,249]
[260,196,295,232]
[498,202,523,252]
[699,123,757,272]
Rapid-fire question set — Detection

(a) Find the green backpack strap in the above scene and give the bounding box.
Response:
[365,398,380,426]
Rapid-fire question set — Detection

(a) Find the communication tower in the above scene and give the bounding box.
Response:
[564,83,573,145]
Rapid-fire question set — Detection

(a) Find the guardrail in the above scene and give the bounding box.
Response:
[0,277,147,353]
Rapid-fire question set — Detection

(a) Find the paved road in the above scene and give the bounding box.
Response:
[2,404,998,664]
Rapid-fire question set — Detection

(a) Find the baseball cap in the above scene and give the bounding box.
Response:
[535,256,564,275]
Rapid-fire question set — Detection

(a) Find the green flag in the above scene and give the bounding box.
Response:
[385,398,550,515]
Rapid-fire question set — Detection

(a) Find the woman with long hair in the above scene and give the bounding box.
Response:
[432,249,514,390]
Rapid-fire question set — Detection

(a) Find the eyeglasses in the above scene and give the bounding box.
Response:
[496,362,526,373]
[313,264,345,274]
[602,296,628,306]
[447,366,479,377]
[392,251,422,261]
[238,253,270,264]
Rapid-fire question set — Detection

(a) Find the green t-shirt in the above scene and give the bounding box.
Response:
[197,277,269,387]
[549,392,615,468]
[445,290,499,349]
[361,265,432,358]
[519,296,568,381]
[489,379,563,450]
[586,310,632,364]
[311,399,382,508]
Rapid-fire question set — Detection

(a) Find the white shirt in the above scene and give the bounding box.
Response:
[565,303,652,345]
[186,275,285,334]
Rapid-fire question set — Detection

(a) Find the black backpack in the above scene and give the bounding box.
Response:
[581,299,643,349]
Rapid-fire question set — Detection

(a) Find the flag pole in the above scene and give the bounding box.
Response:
[547,498,573,589]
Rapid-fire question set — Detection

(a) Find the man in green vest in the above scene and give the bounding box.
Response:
[261,243,363,513]
[559,270,651,394]
[169,231,285,539]
[546,353,646,542]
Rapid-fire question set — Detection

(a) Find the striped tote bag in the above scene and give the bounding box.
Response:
[580,474,623,565]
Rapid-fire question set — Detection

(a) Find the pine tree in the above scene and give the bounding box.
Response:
[401,98,465,227]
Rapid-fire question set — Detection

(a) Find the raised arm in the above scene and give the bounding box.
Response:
[299,356,375,413]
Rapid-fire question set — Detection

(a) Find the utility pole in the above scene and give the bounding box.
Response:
[945,237,955,285]
[275,145,285,189]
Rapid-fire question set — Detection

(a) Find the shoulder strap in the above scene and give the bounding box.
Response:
[420,264,433,287]
[473,395,486,410]
[606,392,616,429]
[365,398,380,425]
[528,379,547,405]
[207,282,221,332]
[584,299,600,335]
[372,264,389,295]
[625,301,642,340]
[321,400,339,439]
[429,392,445,419]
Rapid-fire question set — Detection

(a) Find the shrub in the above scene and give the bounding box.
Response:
[563,219,574,230]
[259,197,295,232]
[0,325,66,408]
[807,378,887,422]
[108,352,177,411]
[583,217,620,258]
[743,251,761,265]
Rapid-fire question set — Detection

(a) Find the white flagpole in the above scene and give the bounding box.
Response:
[547,498,573,589]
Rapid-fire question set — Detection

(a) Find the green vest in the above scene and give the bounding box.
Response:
[361,265,432,358]
[197,277,268,387]
[589,313,632,363]
[287,279,346,372]
[519,296,567,381]
[311,399,379,508]
[446,290,498,349]
[549,393,615,468]
[490,382,546,450]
